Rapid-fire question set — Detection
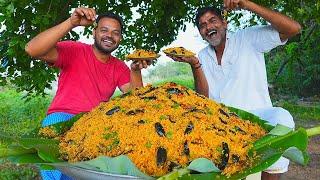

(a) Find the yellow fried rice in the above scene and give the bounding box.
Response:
[58,82,266,176]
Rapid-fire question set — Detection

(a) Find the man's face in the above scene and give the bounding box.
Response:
[93,17,122,54]
[198,11,227,47]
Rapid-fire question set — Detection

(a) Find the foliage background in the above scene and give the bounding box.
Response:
[0,1,319,178]
[0,0,319,97]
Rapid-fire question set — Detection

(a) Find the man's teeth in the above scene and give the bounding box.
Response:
[103,40,113,44]
[208,30,217,36]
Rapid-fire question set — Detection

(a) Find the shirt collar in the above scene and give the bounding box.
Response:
[205,31,230,65]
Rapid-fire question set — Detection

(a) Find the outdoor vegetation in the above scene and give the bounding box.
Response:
[0,0,319,179]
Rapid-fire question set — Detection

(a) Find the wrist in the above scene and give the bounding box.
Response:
[241,0,253,10]
[191,60,200,67]
[131,68,141,73]
[68,18,78,29]
[191,61,202,70]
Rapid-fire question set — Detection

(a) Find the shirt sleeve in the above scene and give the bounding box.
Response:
[242,25,287,53]
[116,62,131,88]
[54,41,82,69]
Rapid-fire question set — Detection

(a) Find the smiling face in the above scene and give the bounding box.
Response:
[93,17,122,54]
[198,11,227,47]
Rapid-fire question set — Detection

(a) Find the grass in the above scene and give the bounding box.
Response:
[148,76,194,90]
[0,87,51,180]
[0,162,40,180]
[0,88,51,136]
[280,102,320,121]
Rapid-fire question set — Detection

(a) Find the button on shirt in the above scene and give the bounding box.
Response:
[198,25,286,111]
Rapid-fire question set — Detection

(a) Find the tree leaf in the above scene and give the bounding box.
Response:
[52,155,153,180]
[283,147,309,165]
[187,158,220,173]
[268,124,293,136]
[0,109,309,179]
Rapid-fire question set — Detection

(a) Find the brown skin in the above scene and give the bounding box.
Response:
[168,0,301,99]
[198,1,301,179]
[25,7,150,92]
[262,172,281,180]
[92,18,122,63]
[198,12,227,65]
[168,55,209,97]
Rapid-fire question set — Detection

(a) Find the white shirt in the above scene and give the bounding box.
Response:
[198,25,286,111]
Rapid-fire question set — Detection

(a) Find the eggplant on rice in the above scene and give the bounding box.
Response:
[50,82,267,177]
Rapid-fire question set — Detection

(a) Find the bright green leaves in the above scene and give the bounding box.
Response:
[5,2,14,15]
[57,155,153,179]
[268,124,293,136]
[187,158,221,173]
[0,133,61,163]
[0,107,310,179]
[0,0,319,96]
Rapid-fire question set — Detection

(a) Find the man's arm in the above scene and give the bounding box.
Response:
[169,56,209,97]
[191,59,209,97]
[224,0,301,41]
[119,60,152,93]
[25,8,96,63]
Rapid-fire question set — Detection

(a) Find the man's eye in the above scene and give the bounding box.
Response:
[209,19,217,23]
[112,31,121,36]
[199,24,206,29]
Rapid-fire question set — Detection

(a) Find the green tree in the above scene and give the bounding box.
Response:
[266,1,320,96]
[0,0,319,96]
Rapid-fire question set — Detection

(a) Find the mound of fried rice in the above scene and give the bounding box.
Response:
[57,83,266,176]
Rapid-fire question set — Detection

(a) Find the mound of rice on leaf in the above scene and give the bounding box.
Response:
[59,82,266,176]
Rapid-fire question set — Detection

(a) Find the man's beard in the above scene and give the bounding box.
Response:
[94,38,118,54]
[206,28,226,47]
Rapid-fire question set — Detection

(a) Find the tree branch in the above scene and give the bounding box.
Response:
[47,0,53,14]
[273,23,317,82]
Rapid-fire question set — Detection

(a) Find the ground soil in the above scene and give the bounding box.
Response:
[282,122,320,180]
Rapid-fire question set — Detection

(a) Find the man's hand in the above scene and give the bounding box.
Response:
[223,0,301,41]
[130,60,153,71]
[70,7,96,27]
[168,55,200,69]
[223,0,249,10]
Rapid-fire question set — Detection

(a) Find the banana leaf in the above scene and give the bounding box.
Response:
[0,107,312,179]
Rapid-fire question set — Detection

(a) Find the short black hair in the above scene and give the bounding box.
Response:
[195,7,223,29]
[96,12,124,33]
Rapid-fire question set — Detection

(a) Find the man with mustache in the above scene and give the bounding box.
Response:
[25,7,151,180]
[169,0,301,179]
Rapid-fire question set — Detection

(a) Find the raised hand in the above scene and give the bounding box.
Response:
[70,7,96,27]
[223,0,249,10]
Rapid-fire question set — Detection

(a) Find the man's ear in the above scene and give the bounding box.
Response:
[93,28,96,37]
[222,19,228,29]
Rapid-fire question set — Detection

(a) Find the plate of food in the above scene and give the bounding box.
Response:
[125,49,160,61]
[0,82,314,180]
[163,47,196,57]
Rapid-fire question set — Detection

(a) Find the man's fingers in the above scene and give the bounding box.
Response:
[131,60,152,71]
[168,55,180,62]
[84,10,93,21]
[224,0,231,10]
[87,9,95,21]
[224,0,240,10]
[146,60,152,65]
[89,9,96,20]
[231,1,238,10]
[74,7,96,20]
[75,8,85,16]
[142,60,148,68]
